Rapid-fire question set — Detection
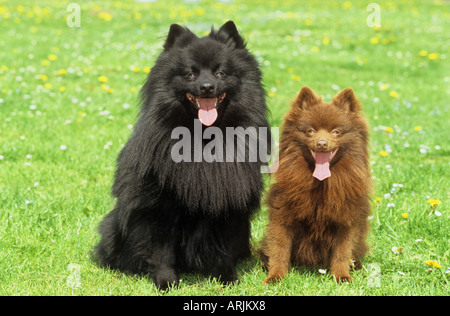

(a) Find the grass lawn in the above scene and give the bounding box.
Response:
[0,0,448,296]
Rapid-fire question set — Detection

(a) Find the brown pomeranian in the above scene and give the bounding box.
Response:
[260,86,371,284]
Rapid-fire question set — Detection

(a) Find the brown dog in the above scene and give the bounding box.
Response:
[260,87,371,284]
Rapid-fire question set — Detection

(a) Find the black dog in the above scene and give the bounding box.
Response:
[93,21,270,290]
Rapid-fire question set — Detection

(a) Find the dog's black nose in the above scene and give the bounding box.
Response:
[200,83,214,95]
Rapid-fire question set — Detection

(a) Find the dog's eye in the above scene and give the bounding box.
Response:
[186,72,198,79]
[306,128,315,136]
[215,71,226,78]
[332,129,341,136]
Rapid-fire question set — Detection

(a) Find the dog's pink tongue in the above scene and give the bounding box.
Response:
[313,152,331,181]
[197,98,218,126]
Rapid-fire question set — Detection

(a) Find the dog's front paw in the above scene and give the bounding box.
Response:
[263,276,279,285]
[332,274,354,284]
[263,269,287,285]
[153,268,179,291]
[219,273,238,286]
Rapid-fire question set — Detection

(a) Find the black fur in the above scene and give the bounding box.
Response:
[93,21,270,290]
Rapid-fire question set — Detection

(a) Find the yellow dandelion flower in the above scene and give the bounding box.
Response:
[379,151,388,157]
[58,69,67,75]
[1,11,10,19]
[99,12,112,21]
[98,76,108,83]
[385,126,393,133]
[304,19,312,26]
[370,37,379,44]
[39,74,48,81]
[59,86,66,92]
[107,87,114,93]
[401,213,408,219]
[427,199,441,207]
[48,54,57,61]
[322,37,330,45]
[379,83,388,91]
[133,66,140,73]
[268,91,276,97]
[389,91,398,98]
[44,83,52,89]
[196,8,205,16]
[311,46,319,53]
[428,53,439,60]
[41,60,50,66]
[425,260,442,268]
[419,50,428,57]
[291,75,301,82]
[374,197,382,205]
[342,1,352,9]
[130,87,136,93]
[143,67,150,74]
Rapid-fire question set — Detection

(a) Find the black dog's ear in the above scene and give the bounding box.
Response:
[164,24,184,50]
[164,24,196,50]
[215,21,246,49]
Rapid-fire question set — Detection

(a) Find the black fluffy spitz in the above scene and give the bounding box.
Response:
[93,21,270,290]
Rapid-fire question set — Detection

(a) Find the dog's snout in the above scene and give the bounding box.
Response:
[317,140,328,149]
[200,82,214,94]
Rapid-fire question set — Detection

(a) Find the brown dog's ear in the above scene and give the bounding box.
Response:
[332,88,361,113]
[294,86,321,109]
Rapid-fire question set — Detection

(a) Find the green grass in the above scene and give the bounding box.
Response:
[0,0,448,296]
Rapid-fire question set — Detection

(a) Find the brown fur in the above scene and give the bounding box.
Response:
[260,87,371,284]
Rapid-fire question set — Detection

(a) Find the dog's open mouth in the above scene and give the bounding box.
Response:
[186,93,226,126]
[310,148,339,181]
